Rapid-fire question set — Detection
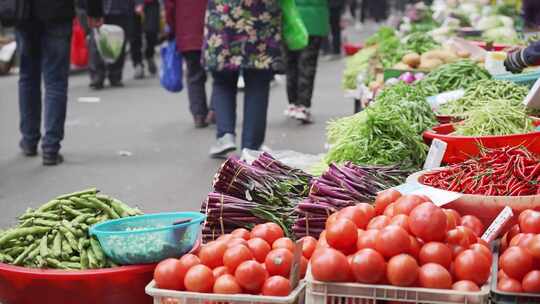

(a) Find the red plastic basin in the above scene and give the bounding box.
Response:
[0,263,155,304]
[423,123,540,164]
[343,43,363,56]
[469,40,514,51]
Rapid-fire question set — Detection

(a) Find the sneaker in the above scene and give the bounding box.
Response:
[89,81,104,90]
[209,133,237,158]
[110,80,124,87]
[194,115,208,129]
[294,106,313,124]
[134,64,145,79]
[43,152,64,166]
[284,104,297,118]
[147,58,157,75]
[19,142,37,157]
[237,76,245,90]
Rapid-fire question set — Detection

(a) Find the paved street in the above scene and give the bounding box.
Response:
[0,24,375,229]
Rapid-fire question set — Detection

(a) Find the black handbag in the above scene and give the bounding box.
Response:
[0,0,30,27]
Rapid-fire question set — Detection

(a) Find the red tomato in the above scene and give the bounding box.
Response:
[408,236,422,259]
[454,249,491,285]
[300,256,308,279]
[317,230,329,249]
[356,203,375,223]
[326,213,339,228]
[498,277,523,293]
[528,235,540,258]
[223,245,254,272]
[199,241,227,268]
[374,189,402,215]
[350,248,386,284]
[375,226,411,258]
[389,214,410,232]
[367,215,391,230]
[246,237,271,263]
[298,236,317,259]
[227,238,248,248]
[506,224,521,244]
[386,254,419,287]
[519,210,540,234]
[272,237,295,252]
[383,203,397,218]
[262,276,291,296]
[154,258,186,290]
[231,228,251,240]
[213,274,242,294]
[419,242,452,270]
[452,280,480,292]
[251,223,283,245]
[408,202,447,242]
[310,248,351,282]
[180,254,201,269]
[184,264,214,293]
[212,266,230,280]
[446,226,477,247]
[418,263,452,289]
[469,243,492,265]
[393,195,424,215]
[265,248,293,277]
[357,229,379,250]
[498,269,509,281]
[338,205,370,229]
[522,270,540,293]
[217,234,233,243]
[326,218,358,250]
[500,246,534,280]
[460,215,484,237]
[509,233,535,248]
[235,260,267,292]
[443,209,461,231]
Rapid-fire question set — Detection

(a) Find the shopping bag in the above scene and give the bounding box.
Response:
[70,18,89,67]
[93,24,125,64]
[160,40,183,93]
[279,0,308,50]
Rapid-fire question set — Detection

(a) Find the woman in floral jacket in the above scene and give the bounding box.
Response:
[204,0,282,158]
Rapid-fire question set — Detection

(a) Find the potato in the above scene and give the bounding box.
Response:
[418,58,443,70]
[421,49,458,63]
[457,50,471,58]
[402,53,421,68]
[393,62,412,70]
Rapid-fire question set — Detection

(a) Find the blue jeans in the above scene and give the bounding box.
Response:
[211,69,273,150]
[16,20,72,154]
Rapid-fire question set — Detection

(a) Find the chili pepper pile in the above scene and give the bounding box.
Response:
[422,146,540,196]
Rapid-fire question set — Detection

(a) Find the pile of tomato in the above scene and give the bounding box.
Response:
[497,209,540,293]
[153,222,314,297]
[310,189,492,292]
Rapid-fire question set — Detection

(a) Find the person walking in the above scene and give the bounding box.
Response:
[325,0,345,59]
[204,0,282,158]
[165,0,213,128]
[15,0,102,165]
[284,0,329,123]
[131,0,160,79]
[88,0,134,89]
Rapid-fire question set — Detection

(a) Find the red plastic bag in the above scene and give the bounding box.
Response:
[70,18,88,67]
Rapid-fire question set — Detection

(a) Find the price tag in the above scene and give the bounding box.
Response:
[481,206,514,243]
[423,139,448,170]
[288,241,303,289]
[524,77,540,110]
[393,182,462,207]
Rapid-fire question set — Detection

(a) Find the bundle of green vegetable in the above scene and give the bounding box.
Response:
[343,46,377,90]
[0,188,142,269]
[324,83,437,169]
[438,79,529,116]
[417,60,491,95]
[368,27,403,68]
[400,32,439,55]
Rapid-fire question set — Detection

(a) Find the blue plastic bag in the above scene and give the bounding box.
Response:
[160,40,183,93]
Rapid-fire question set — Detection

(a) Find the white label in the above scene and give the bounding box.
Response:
[427,89,465,111]
[423,139,448,170]
[393,182,462,207]
[524,77,540,110]
[481,206,514,243]
[0,41,16,62]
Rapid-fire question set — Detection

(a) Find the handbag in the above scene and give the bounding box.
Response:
[71,18,89,67]
[0,0,30,27]
[279,0,309,50]
[160,40,183,93]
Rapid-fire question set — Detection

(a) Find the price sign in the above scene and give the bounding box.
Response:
[423,139,448,170]
[481,206,514,243]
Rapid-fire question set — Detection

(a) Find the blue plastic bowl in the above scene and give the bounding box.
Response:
[89,212,205,265]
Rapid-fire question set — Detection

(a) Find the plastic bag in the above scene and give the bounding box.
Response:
[71,18,89,67]
[160,40,183,93]
[279,0,308,50]
[93,24,124,64]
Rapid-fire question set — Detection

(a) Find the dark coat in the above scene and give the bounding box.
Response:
[165,0,207,52]
[31,0,101,22]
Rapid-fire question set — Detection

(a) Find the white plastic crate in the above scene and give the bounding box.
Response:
[305,269,490,304]
[145,280,306,304]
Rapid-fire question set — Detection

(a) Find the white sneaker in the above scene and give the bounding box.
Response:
[237,76,245,90]
[294,106,313,124]
[209,133,237,158]
[284,105,297,118]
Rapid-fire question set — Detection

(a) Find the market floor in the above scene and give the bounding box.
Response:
[0,55,352,229]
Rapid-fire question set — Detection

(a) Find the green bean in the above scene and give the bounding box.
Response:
[87,197,120,219]
[59,227,78,252]
[69,197,95,209]
[110,200,130,217]
[86,217,99,225]
[0,253,13,263]
[46,258,70,270]
[33,218,58,228]
[61,220,83,238]
[27,245,40,261]
[80,249,89,269]
[39,235,49,258]
[71,214,92,225]
[78,237,87,253]
[61,205,83,217]
[36,199,61,212]
[52,232,62,257]
[62,239,73,256]
[90,238,105,263]
[0,227,50,247]
[69,255,80,262]
[87,249,98,269]
[13,243,38,265]
[19,212,60,221]
[4,247,24,257]
[63,261,81,269]
[55,188,97,200]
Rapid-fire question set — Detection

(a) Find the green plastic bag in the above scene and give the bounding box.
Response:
[279,0,308,50]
